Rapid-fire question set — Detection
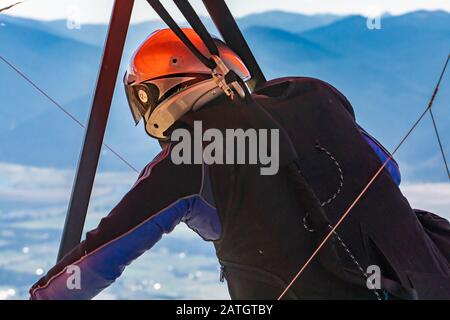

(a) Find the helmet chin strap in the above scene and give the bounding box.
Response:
[144,78,223,140]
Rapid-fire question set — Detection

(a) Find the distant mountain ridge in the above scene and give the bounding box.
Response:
[236,10,342,33]
[0,10,449,181]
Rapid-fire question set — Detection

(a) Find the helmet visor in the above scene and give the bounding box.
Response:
[124,76,160,125]
[125,73,213,125]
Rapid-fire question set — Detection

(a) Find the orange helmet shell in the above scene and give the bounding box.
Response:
[125,28,250,85]
[124,28,251,140]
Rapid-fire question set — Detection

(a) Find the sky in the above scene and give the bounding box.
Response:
[2,0,450,24]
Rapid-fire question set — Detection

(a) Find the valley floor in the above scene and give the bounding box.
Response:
[0,162,448,300]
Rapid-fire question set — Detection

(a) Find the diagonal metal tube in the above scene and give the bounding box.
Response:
[57,0,135,261]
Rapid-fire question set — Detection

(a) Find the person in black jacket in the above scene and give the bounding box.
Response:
[30,28,450,300]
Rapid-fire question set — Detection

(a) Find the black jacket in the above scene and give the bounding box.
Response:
[181,77,450,299]
[31,77,450,300]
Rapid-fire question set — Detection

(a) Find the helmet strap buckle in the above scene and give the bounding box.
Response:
[210,55,245,100]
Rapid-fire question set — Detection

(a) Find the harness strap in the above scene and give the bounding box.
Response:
[174,0,220,57]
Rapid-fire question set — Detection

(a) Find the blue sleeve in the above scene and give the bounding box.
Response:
[30,145,203,299]
[360,127,401,186]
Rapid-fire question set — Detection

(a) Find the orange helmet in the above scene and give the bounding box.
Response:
[124,28,251,140]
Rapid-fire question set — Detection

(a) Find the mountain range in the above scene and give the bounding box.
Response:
[0,10,449,181]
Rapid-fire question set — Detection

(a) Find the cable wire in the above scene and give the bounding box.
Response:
[0,54,139,174]
[278,53,450,300]
[428,54,450,179]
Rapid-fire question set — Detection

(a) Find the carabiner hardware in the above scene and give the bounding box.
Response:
[210,55,245,100]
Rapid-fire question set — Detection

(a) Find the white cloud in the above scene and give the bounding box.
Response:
[401,183,450,220]
[0,162,135,204]
[1,162,448,220]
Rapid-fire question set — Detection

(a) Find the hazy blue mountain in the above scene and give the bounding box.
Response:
[236,10,341,33]
[0,10,449,181]
[0,14,158,171]
[242,26,339,79]
[1,11,341,47]
[241,12,450,181]
[296,11,450,181]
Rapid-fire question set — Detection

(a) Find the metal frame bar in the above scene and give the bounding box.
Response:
[57,0,135,261]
